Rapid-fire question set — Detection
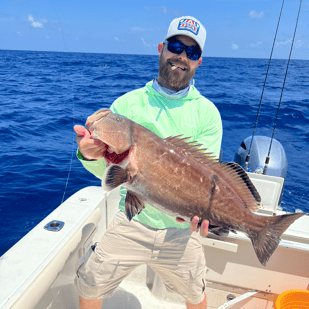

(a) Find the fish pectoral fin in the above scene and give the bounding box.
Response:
[125,191,145,221]
[102,165,128,191]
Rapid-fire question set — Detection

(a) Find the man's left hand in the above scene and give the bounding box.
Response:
[176,216,209,237]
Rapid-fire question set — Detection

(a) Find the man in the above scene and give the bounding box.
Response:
[74,16,222,309]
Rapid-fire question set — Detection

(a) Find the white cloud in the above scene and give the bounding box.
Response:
[114,37,119,41]
[171,9,185,15]
[141,38,151,47]
[131,27,162,32]
[28,14,43,28]
[232,43,239,50]
[276,38,292,46]
[46,36,50,39]
[144,6,185,16]
[249,10,264,19]
[249,41,263,47]
[276,37,308,48]
[32,21,43,28]
[131,27,144,31]
[17,31,22,36]
[160,5,168,14]
[295,39,303,48]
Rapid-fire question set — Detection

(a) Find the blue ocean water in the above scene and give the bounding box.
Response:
[0,50,308,256]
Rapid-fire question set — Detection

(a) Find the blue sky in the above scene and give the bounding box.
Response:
[1,0,308,59]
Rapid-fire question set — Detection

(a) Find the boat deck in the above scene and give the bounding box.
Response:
[113,265,276,309]
[109,265,186,309]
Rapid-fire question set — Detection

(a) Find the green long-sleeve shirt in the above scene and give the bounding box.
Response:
[77,81,222,229]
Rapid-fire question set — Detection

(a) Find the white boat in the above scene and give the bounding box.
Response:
[1,136,309,309]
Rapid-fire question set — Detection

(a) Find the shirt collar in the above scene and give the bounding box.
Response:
[152,79,194,100]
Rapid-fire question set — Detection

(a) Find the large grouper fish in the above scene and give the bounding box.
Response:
[85,108,305,266]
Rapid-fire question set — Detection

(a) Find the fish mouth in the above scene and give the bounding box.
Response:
[85,108,131,165]
[103,144,131,165]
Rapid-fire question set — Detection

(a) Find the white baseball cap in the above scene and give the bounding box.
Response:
[164,16,206,52]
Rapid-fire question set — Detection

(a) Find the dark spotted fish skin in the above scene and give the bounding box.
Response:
[86,108,305,266]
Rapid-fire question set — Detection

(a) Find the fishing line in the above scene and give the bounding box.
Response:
[244,0,286,171]
[263,0,302,175]
[50,0,76,210]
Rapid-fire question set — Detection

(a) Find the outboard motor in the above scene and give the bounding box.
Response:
[234,135,287,178]
[234,136,288,207]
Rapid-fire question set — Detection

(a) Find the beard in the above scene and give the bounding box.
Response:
[158,54,196,91]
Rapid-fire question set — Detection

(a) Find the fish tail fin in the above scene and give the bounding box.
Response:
[249,213,305,266]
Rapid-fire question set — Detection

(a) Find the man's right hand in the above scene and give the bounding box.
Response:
[74,125,107,160]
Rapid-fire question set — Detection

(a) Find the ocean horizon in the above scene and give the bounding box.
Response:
[1,48,308,61]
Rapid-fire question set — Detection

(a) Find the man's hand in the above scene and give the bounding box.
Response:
[74,125,107,160]
[190,216,209,237]
[176,216,209,237]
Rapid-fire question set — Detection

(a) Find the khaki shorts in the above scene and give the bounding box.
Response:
[74,211,206,304]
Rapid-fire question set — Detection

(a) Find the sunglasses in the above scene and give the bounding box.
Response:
[164,38,202,61]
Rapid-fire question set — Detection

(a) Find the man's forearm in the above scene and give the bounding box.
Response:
[77,149,107,180]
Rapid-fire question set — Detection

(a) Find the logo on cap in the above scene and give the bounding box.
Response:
[178,18,200,36]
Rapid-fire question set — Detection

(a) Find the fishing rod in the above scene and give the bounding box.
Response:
[263,0,302,175]
[244,0,285,171]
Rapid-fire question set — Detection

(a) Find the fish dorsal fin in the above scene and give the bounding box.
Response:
[165,135,261,212]
[165,135,218,163]
[214,161,261,212]
[224,162,261,203]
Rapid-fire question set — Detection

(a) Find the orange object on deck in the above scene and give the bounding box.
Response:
[275,289,309,309]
